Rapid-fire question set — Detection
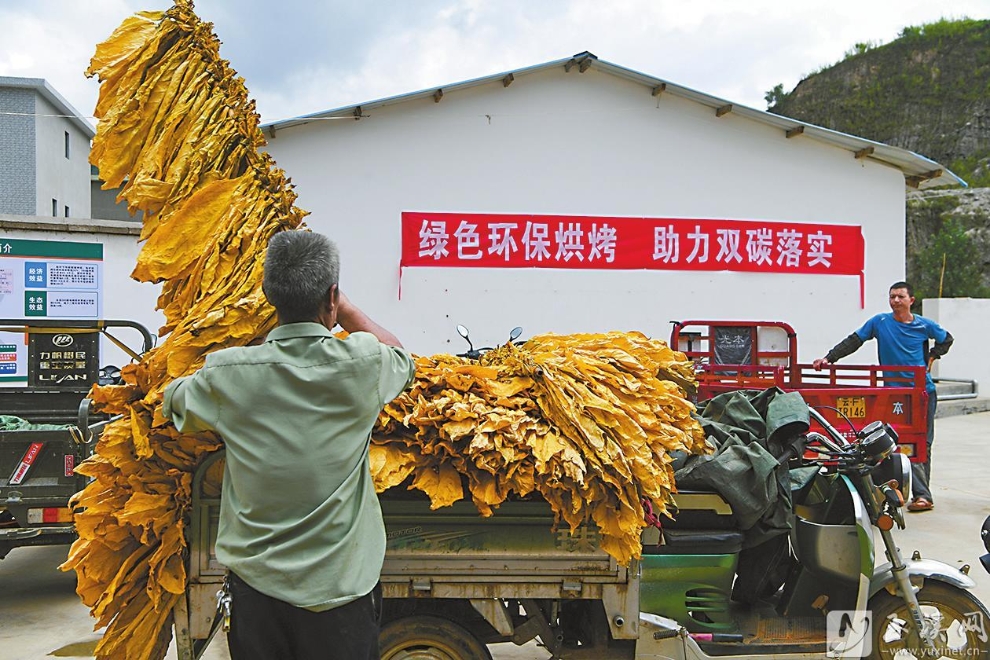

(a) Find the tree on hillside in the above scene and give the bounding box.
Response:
[764,83,786,109]
[909,218,990,306]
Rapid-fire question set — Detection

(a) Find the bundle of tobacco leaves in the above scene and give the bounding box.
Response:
[63,2,304,658]
[372,332,707,565]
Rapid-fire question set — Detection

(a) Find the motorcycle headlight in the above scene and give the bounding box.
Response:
[872,451,911,499]
[860,423,898,466]
[981,514,990,554]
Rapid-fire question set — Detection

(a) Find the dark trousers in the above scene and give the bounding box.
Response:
[911,393,938,502]
[227,572,382,660]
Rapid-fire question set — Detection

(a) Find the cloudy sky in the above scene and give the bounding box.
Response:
[1,0,987,127]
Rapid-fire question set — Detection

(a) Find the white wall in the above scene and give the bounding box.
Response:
[34,95,91,219]
[264,66,908,358]
[0,222,164,368]
[923,297,990,393]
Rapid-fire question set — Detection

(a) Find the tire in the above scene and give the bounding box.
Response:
[868,581,990,659]
[380,615,494,660]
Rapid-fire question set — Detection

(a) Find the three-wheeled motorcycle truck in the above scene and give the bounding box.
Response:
[174,392,990,660]
[0,318,154,559]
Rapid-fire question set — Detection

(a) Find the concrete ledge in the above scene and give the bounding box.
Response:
[0,213,141,236]
[936,397,990,418]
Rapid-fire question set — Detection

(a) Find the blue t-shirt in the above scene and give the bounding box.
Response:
[855,313,948,392]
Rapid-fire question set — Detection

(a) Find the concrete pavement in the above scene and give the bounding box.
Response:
[1,411,988,660]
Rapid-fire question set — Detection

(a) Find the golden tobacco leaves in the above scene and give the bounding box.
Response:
[62,2,305,658]
[373,332,707,566]
[67,2,706,658]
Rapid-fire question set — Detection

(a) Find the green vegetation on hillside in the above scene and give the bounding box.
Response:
[897,17,988,41]
[765,18,990,301]
[906,195,990,303]
[766,17,990,182]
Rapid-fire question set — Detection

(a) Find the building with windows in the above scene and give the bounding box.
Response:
[1,77,157,365]
[0,77,94,219]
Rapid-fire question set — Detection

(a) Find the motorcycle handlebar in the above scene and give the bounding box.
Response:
[456,347,494,359]
[806,407,851,453]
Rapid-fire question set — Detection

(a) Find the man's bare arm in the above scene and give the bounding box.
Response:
[336,291,404,348]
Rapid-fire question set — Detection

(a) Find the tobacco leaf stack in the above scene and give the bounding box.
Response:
[63,2,306,658]
[373,333,707,564]
[66,2,708,658]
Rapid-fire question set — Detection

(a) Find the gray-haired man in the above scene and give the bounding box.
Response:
[164,230,415,659]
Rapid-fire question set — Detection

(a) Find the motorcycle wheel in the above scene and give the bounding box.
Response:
[380,615,494,660]
[868,581,990,659]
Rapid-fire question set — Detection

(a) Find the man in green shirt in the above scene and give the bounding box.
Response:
[163,230,415,660]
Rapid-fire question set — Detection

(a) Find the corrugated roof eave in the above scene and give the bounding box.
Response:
[261,54,961,189]
[263,56,576,133]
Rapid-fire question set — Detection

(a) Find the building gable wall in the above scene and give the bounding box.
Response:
[0,87,37,215]
[263,67,907,358]
[34,94,92,218]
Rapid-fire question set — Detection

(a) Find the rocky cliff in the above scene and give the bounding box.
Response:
[767,18,990,300]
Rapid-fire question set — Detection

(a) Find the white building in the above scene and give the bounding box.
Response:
[259,52,961,359]
[1,57,969,369]
[1,77,156,372]
[0,77,94,219]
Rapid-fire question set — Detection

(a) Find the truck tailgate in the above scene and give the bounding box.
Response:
[381,498,628,600]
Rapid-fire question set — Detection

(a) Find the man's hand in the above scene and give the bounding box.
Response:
[335,291,404,348]
[812,357,830,371]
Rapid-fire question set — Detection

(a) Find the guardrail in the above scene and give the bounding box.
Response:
[935,377,979,401]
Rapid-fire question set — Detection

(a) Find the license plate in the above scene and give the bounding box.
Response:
[837,396,866,419]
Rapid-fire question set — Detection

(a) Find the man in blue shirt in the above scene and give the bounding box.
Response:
[813,281,953,512]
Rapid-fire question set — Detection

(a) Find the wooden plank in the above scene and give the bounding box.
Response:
[564,58,576,72]
[353,106,362,120]
[715,104,733,117]
[785,126,804,138]
[651,83,666,97]
[906,169,943,188]
[433,89,443,103]
[503,73,514,87]
[854,146,875,159]
[579,58,592,72]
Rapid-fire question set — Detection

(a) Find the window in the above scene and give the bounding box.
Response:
[65,206,70,218]
[65,131,70,159]
[52,199,58,217]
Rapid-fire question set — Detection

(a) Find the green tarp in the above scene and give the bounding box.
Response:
[675,388,817,548]
[0,415,71,432]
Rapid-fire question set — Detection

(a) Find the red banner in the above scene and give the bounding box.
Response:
[400,212,865,303]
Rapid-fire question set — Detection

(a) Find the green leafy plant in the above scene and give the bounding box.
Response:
[947,154,990,188]
[843,41,879,59]
[764,83,786,109]
[909,218,990,306]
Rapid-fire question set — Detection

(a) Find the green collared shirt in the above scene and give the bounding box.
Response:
[163,323,415,610]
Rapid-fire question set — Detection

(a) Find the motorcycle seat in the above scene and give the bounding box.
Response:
[644,528,744,555]
[662,491,736,531]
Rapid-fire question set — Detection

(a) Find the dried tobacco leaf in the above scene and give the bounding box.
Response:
[371,332,708,566]
[63,2,304,657]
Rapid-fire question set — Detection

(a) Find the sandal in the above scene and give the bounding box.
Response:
[907,497,934,512]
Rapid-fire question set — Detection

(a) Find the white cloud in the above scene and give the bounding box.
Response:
[1,0,987,125]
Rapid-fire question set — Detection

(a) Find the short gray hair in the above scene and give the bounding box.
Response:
[263,231,340,323]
